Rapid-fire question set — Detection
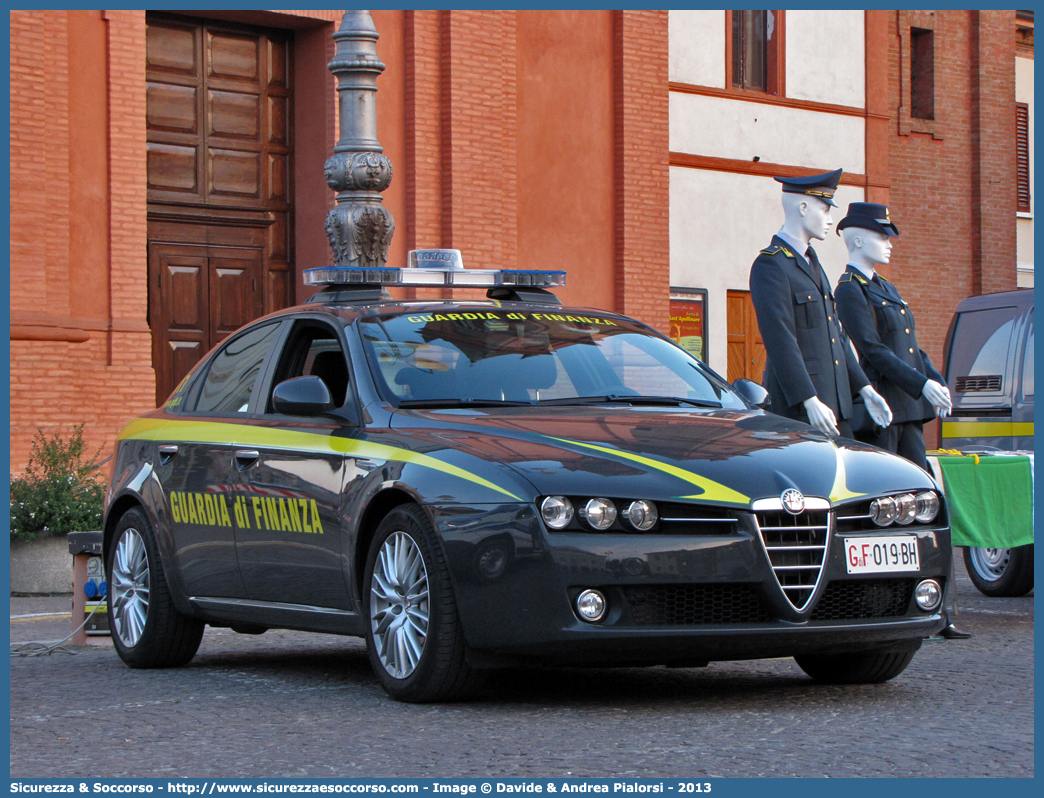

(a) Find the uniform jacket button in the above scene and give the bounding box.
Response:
[901,309,906,315]
[835,359,840,365]
[909,348,915,354]
[906,328,911,334]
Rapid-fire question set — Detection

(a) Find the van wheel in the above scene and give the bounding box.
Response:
[107,508,204,668]
[795,646,918,684]
[363,504,484,702]
[963,544,1034,597]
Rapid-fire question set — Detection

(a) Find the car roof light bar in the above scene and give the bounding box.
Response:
[304,249,566,290]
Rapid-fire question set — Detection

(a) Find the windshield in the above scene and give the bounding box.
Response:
[358,309,746,410]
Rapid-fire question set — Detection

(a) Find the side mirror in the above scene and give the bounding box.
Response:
[272,376,334,416]
[733,378,770,409]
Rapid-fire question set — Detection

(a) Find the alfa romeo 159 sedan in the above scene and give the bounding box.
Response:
[104,251,951,701]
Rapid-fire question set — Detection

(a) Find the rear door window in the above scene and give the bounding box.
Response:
[948,306,1017,397]
[194,322,282,414]
[1020,311,1033,401]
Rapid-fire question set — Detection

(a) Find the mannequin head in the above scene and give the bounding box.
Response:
[843,227,892,273]
[780,192,834,245]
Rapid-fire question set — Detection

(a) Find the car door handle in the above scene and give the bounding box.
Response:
[234,450,260,470]
[158,445,179,465]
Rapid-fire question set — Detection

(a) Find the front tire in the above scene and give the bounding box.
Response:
[363,504,483,702]
[106,508,204,668]
[963,544,1034,597]
[795,645,919,684]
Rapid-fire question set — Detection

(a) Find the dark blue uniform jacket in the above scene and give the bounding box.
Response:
[749,236,869,421]
[834,265,943,424]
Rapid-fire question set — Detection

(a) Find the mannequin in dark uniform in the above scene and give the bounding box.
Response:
[833,203,951,465]
[749,170,892,437]
[833,202,969,640]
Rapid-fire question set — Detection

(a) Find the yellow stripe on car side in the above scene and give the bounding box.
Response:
[117,417,522,501]
[942,421,1034,438]
[549,437,750,505]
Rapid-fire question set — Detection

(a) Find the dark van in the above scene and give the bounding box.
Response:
[941,288,1034,597]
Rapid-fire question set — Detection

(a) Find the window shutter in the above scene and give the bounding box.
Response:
[1017,102,1031,213]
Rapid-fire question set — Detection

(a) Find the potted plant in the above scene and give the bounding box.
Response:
[9,424,105,594]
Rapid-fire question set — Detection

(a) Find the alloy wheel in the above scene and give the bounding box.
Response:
[110,528,151,647]
[369,531,430,678]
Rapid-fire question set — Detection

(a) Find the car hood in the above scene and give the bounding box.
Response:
[390,406,937,507]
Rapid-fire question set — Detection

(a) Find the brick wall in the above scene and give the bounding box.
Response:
[10,10,154,475]
[614,10,670,331]
[889,10,1017,367]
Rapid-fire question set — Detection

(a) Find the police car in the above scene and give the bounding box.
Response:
[104,250,951,701]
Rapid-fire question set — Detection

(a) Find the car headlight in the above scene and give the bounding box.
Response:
[625,500,658,531]
[580,498,617,530]
[870,496,899,526]
[540,496,574,529]
[914,491,940,523]
[895,493,917,525]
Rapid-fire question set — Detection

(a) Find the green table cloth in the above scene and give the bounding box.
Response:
[933,455,1034,548]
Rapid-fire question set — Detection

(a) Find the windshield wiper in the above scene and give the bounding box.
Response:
[397,398,534,408]
[536,394,721,408]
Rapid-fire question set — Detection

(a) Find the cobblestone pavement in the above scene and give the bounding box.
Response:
[10,556,1033,779]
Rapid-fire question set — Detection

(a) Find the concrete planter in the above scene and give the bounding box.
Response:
[10,534,77,594]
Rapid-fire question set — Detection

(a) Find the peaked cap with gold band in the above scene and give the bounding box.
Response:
[773,168,843,207]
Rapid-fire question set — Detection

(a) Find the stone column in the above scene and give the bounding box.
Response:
[324,10,395,268]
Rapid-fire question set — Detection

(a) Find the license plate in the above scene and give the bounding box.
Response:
[844,536,920,574]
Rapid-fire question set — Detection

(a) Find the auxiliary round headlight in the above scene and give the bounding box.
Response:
[914,491,940,523]
[895,493,917,525]
[870,496,898,526]
[576,589,607,622]
[581,498,617,530]
[625,500,658,531]
[914,579,942,611]
[540,496,574,529]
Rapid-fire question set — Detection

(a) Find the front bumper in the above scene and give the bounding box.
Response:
[430,503,950,666]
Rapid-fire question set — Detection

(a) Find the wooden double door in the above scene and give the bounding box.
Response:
[727,290,766,384]
[146,13,294,404]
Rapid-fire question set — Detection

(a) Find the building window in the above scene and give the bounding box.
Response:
[910,27,935,120]
[728,10,783,95]
[1017,102,1031,213]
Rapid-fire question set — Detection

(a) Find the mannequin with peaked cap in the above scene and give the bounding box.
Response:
[748,169,892,437]
[834,202,969,640]
[834,202,951,463]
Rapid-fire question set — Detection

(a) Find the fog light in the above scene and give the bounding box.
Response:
[914,491,940,523]
[625,500,658,531]
[914,579,942,611]
[870,496,898,526]
[895,493,917,525]
[576,589,607,622]
[581,498,617,530]
[541,496,574,529]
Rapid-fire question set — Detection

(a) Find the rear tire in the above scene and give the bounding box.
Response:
[963,544,1034,597]
[106,508,204,668]
[795,645,919,684]
[363,504,484,702]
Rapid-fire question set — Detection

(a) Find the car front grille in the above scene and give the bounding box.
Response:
[810,579,916,620]
[755,508,829,611]
[621,584,772,625]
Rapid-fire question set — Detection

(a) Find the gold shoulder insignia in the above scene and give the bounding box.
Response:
[780,247,795,258]
[838,272,853,283]
[759,245,782,255]
[853,272,869,284]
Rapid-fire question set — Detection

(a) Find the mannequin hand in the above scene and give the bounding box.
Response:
[803,396,839,436]
[859,385,893,427]
[922,379,952,417]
